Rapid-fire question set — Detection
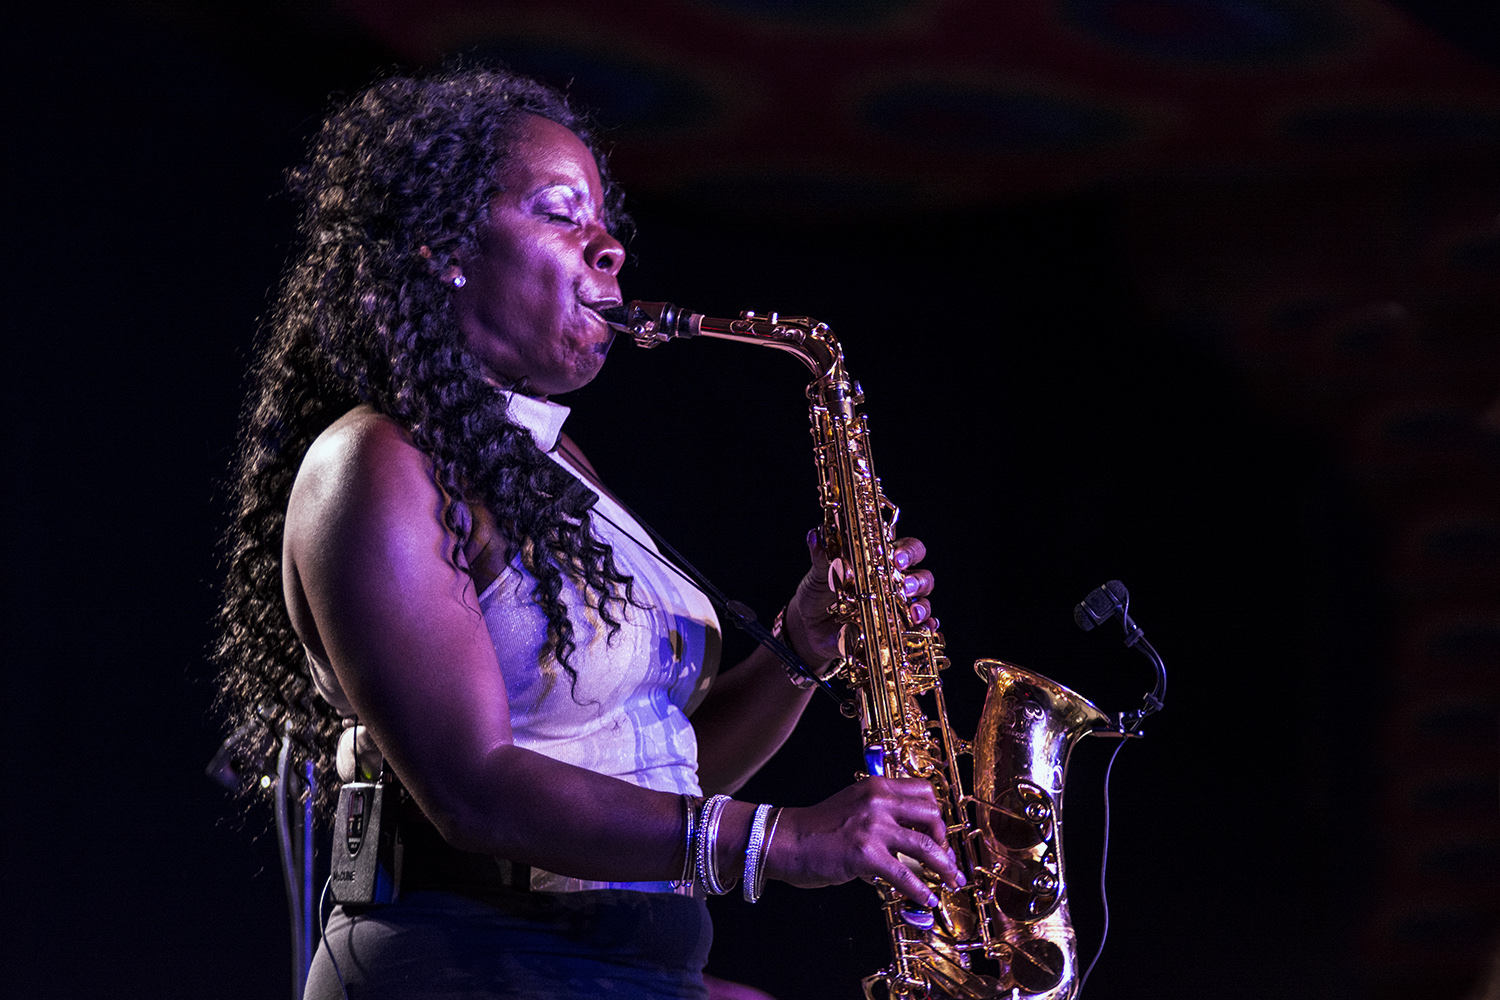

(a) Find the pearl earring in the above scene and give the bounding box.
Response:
[452,274,466,289]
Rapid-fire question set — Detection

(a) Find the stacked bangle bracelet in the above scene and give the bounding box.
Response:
[684,795,784,902]
[743,803,781,903]
[676,794,702,889]
[695,794,738,895]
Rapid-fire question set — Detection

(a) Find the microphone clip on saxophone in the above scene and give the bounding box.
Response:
[1073,580,1168,734]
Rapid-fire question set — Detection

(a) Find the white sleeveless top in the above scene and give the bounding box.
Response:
[309,392,721,894]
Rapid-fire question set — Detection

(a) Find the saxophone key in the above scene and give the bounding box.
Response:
[936,885,981,939]
[898,904,936,930]
[1000,936,1066,995]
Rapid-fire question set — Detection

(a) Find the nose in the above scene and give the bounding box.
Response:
[586,227,625,276]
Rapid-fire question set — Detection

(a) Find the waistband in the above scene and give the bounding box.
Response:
[399,798,695,897]
[399,807,529,893]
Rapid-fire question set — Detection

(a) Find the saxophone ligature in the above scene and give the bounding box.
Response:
[603,302,1168,1000]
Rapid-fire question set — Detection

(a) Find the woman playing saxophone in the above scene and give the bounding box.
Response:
[214,66,961,1000]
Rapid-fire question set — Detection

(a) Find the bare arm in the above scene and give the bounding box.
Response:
[283,410,954,898]
[691,644,814,796]
[284,411,687,879]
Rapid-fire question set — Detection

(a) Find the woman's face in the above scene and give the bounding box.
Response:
[454,114,625,398]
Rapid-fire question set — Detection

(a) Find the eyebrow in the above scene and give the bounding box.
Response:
[531,182,590,201]
[527,183,604,221]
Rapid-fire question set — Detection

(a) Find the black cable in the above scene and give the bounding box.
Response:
[1070,580,1169,996]
[553,443,841,702]
[1076,735,1130,998]
[302,759,316,989]
[274,728,304,1000]
[315,875,351,1000]
[587,505,839,698]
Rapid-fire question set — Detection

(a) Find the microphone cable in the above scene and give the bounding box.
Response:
[1070,578,1170,998]
[274,727,304,1000]
[314,875,352,1000]
[1076,735,1129,998]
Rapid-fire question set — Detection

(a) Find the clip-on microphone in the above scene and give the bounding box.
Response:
[1073,580,1167,733]
[1069,580,1171,997]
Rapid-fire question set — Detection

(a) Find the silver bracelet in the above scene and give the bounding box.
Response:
[742,803,776,903]
[758,807,784,902]
[676,794,700,889]
[695,794,737,895]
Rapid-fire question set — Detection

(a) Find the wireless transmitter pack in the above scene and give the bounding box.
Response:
[330,781,404,905]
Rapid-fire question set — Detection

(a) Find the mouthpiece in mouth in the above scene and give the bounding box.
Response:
[599,301,697,346]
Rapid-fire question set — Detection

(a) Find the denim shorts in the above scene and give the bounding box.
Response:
[304,887,712,1000]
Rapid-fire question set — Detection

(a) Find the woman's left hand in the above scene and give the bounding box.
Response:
[782,529,936,673]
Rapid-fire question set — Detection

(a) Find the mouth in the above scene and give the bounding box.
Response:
[581,299,621,354]
[582,297,622,324]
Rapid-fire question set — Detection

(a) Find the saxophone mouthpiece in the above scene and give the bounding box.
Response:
[602,301,702,346]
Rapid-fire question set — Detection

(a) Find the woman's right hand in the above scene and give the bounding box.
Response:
[763,777,964,905]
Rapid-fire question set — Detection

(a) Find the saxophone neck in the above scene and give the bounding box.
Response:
[606,301,846,384]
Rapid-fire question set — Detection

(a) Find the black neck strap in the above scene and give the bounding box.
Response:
[552,441,841,702]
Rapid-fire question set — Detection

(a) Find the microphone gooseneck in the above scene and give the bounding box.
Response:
[1073,579,1167,733]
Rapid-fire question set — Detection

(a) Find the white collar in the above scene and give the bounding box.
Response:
[500,390,571,452]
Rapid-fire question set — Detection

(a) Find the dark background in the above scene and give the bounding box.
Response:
[3,2,1498,999]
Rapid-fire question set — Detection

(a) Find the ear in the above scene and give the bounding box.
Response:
[419,245,466,289]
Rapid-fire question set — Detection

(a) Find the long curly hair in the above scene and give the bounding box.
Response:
[214,67,634,820]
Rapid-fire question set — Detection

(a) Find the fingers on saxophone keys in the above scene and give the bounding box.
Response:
[882,783,963,889]
[806,527,830,562]
[882,777,940,828]
[900,569,934,599]
[900,785,960,887]
[892,537,927,570]
[862,835,932,904]
[882,830,961,903]
[907,828,964,891]
[893,867,938,908]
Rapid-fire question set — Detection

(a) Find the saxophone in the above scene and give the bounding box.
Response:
[606,302,1137,1000]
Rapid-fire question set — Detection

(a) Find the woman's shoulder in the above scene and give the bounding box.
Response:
[287,405,440,543]
[307,404,419,464]
[300,405,430,485]
[283,406,453,664]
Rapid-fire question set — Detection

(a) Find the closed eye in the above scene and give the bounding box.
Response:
[533,184,590,227]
